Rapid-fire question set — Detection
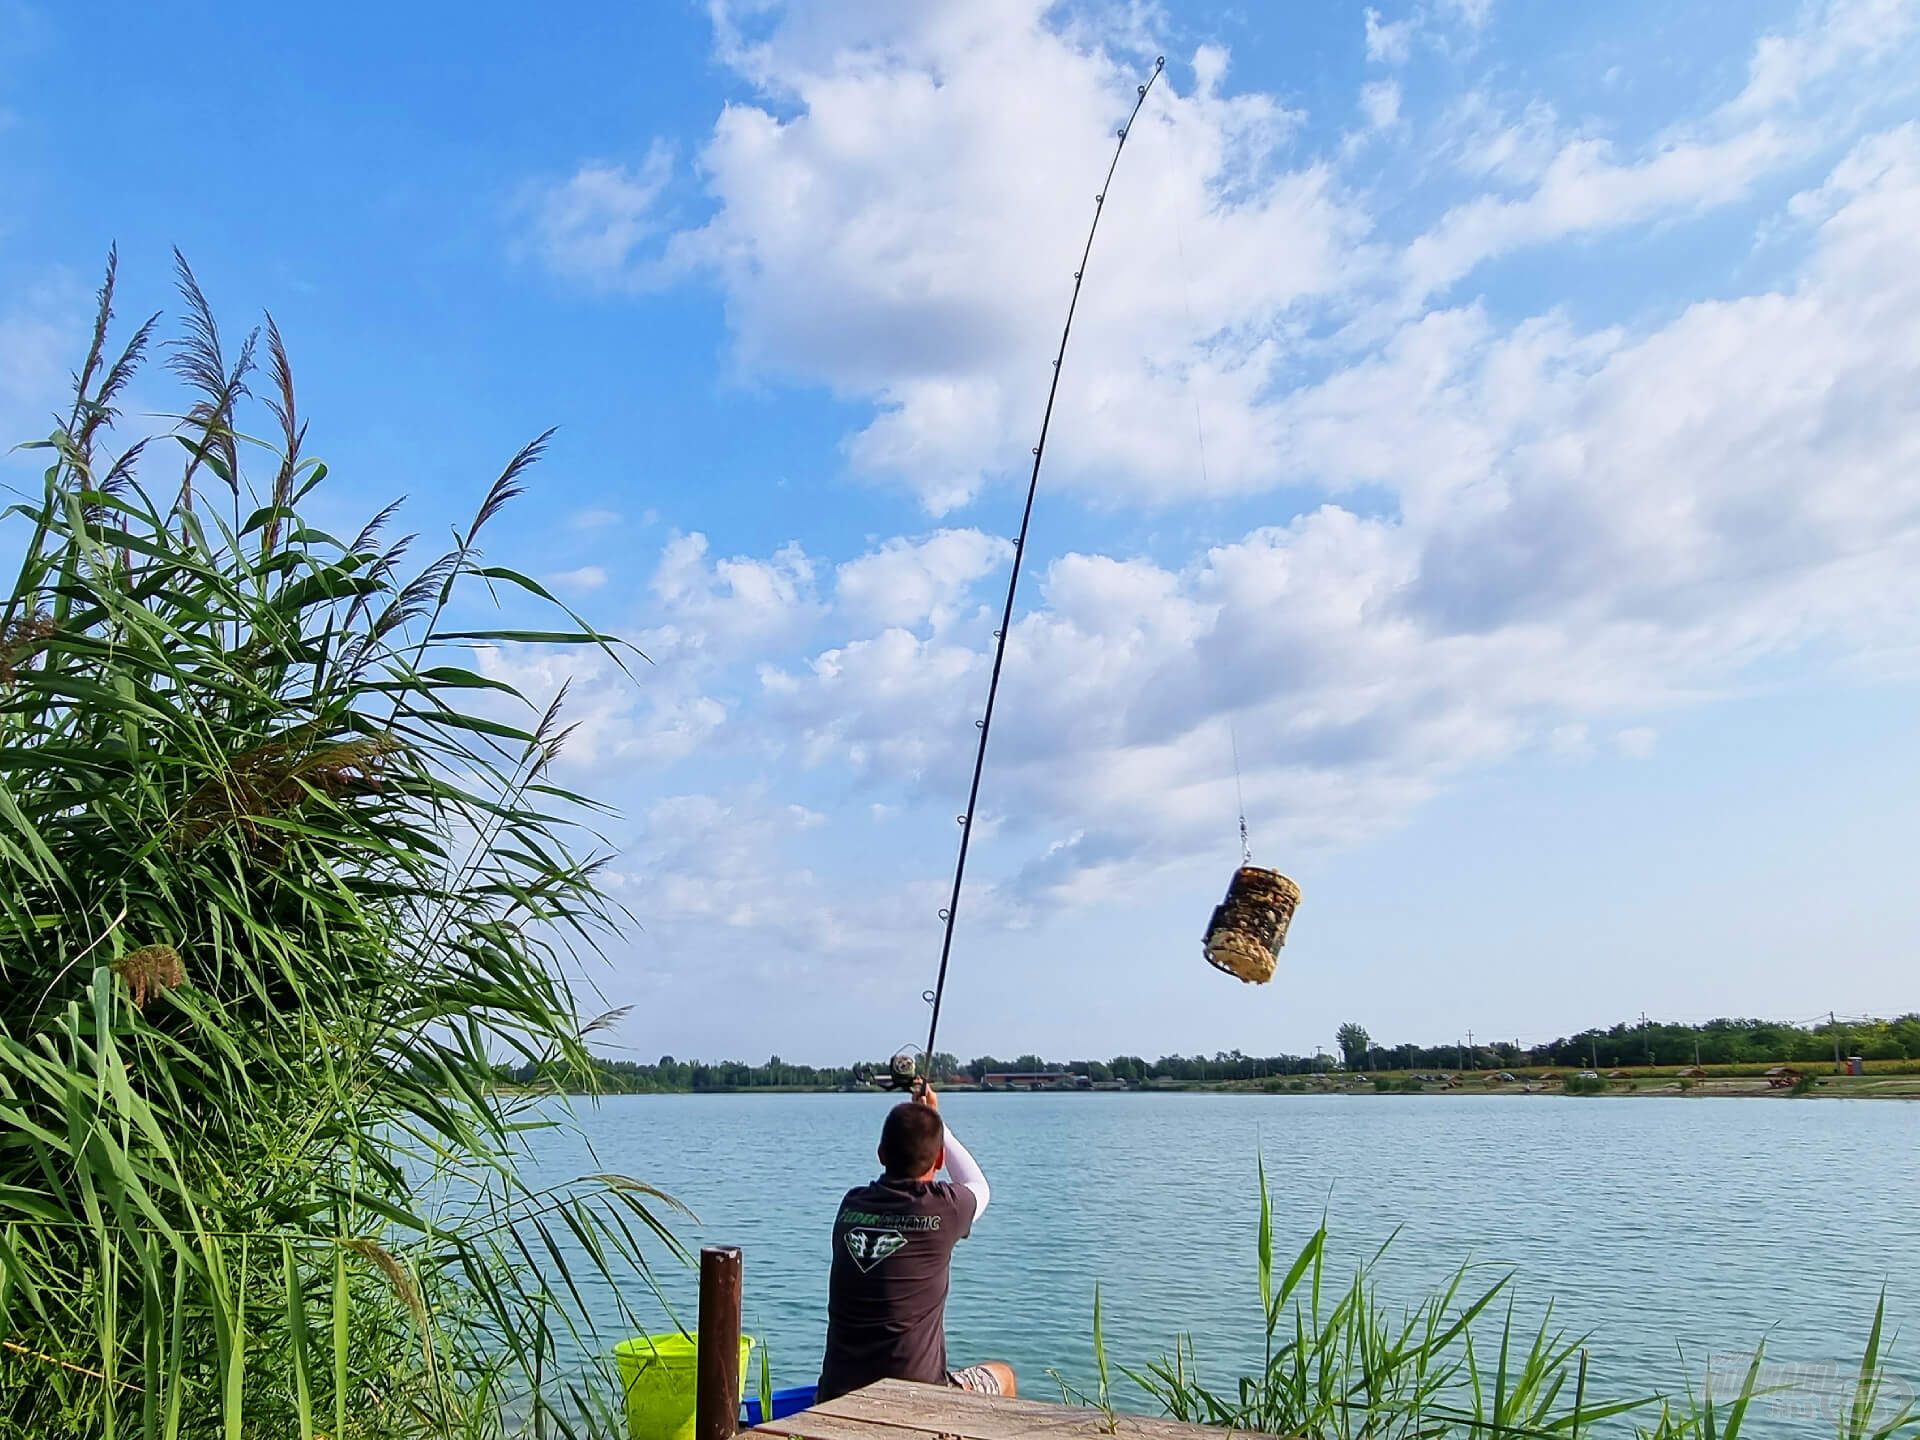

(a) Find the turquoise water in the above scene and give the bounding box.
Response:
[507,1091,1920,1430]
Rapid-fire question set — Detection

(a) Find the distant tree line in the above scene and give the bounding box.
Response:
[493,1054,871,1092]
[491,1014,1920,1093]
[1334,1014,1920,1072]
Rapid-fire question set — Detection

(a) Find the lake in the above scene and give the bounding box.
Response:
[504,1091,1920,1432]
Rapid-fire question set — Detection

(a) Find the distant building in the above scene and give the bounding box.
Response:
[980,1071,1073,1090]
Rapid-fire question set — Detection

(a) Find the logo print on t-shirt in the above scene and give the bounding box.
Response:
[844,1227,907,1271]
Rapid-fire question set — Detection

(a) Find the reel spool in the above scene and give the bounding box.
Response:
[1202,866,1301,985]
[856,1050,923,1091]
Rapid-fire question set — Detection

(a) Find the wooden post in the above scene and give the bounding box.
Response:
[697,1246,743,1440]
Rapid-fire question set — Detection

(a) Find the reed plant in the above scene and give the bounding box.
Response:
[1078,1158,1916,1439]
[0,254,675,1438]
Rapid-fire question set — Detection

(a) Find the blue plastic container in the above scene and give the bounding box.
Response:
[740,1385,817,1426]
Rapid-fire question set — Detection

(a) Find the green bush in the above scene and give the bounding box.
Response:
[1564,1072,1608,1095]
[0,256,671,1438]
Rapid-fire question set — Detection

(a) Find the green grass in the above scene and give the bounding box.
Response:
[0,254,675,1438]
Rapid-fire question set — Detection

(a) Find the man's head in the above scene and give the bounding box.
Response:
[877,1100,945,1179]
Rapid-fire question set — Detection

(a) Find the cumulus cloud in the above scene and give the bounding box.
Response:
[523,140,675,289]
[641,531,822,661]
[517,2,1920,975]
[611,787,1028,986]
[658,0,1360,512]
[746,127,1920,901]
[526,0,1918,515]
[834,528,1012,631]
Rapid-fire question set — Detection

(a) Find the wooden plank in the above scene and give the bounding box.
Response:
[775,1379,1279,1440]
[753,1412,928,1440]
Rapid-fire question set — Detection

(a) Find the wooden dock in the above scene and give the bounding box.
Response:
[752,1378,1271,1440]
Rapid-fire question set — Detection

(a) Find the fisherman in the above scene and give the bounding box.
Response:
[817,1082,1015,1401]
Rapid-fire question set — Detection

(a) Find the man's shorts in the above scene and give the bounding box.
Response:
[948,1364,1005,1396]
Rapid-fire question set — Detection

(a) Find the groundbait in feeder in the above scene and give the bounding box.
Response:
[1203,866,1301,985]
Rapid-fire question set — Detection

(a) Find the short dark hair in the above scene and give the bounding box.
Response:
[878,1102,944,1177]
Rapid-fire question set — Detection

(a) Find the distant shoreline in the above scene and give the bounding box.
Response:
[513,1072,1920,1100]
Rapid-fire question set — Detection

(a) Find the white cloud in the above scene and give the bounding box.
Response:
[1727,0,1920,118]
[1438,92,1562,183]
[549,564,609,591]
[474,646,728,769]
[524,140,675,289]
[664,0,1358,512]
[570,507,624,530]
[1402,0,1920,300]
[1364,7,1414,64]
[1404,124,1791,301]
[1548,724,1592,759]
[1438,0,1494,30]
[522,3,1920,955]
[742,127,1920,899]
[1359,79,1403,133]
[612,788,1026,984]
[540,0,1920,513]
[642,531,822,661]
[834,528,1012,630]
[468,532,832,776]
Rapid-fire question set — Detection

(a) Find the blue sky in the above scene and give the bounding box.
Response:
[3,0,1918,1063]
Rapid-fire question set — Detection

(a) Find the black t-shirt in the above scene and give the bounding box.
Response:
[817,1175,977,1401]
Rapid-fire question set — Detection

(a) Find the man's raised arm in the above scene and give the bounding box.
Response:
[914,1080,989,1220]
[941,1124,989,1220]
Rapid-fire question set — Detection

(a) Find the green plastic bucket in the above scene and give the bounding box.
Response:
[614,1332,755,1440]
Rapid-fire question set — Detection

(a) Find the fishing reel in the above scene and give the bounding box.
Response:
[854,1050,924,1092]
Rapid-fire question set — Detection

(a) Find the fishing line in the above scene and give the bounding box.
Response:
[1175,153,1254,873]
[919,55,1168,1070]
[1230,718,1251,867]
[1171,172,1213,495]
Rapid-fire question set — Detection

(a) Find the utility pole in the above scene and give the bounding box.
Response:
[1832,1011,1843,1074]
[1694,1034,1702,1067]
[1641,1011,1652,1067]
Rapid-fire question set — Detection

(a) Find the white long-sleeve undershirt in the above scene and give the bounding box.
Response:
[941,1124,989,1221]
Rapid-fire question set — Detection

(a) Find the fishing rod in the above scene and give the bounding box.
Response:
[908,55,1167,1079]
